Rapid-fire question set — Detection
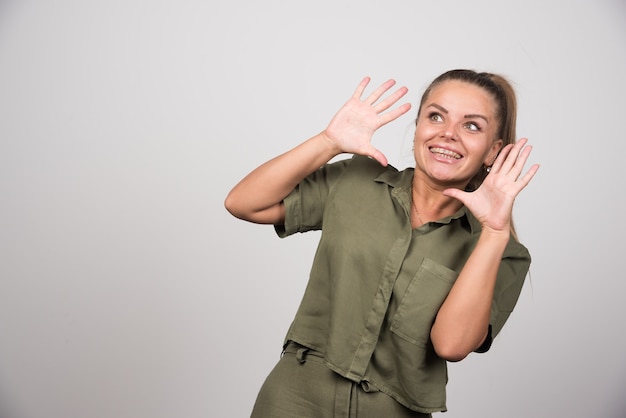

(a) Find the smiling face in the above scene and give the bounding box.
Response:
[413,80,503,189]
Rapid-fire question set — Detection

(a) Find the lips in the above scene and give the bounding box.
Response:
[429,147,462,159]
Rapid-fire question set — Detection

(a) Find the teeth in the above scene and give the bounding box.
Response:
[430,147,461,159]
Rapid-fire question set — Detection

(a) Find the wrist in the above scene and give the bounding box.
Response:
[479,225,511,243]
[319,130,342,155]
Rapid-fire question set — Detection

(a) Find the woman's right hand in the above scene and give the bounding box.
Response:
[323,77,412,166]
[225,77,411,224]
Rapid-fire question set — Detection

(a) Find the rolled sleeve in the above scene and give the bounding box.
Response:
[489,243,531,340]
[274,158,351,238]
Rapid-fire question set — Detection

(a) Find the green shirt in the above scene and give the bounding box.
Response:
[275,155,530,413]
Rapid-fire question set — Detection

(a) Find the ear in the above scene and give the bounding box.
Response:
[484,138,504,166]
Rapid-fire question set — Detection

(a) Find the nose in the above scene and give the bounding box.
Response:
[441,124,458,140]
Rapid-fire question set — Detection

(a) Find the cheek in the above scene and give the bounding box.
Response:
[473,141,498,163]
[413,124,437,143]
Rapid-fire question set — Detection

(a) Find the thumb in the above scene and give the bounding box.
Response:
[442,187,467,204]
[366,146,388,167]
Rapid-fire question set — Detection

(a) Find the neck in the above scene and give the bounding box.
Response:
[410,182,463,228]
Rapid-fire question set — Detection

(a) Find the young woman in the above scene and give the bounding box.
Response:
[225,69,539,417]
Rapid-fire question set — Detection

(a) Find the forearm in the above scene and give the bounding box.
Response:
[225,77,411,224]
[430,229,510,361]
[224,132,341,224]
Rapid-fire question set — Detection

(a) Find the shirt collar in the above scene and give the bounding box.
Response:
[374,166,479,234]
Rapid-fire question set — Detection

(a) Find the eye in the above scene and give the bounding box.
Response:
[428,112,443,122]
[463,121,481,132]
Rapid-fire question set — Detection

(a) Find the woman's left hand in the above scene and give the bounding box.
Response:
[443,138,540,234]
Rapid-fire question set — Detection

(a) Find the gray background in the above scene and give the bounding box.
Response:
[1,0,625,417]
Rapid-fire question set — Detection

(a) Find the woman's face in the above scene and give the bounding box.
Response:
[413,80,503,188]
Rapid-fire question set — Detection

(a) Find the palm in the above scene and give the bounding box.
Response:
[444,139,539,233]
[325,77,412,166]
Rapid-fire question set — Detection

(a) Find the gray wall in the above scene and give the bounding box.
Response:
[1,0,625,417]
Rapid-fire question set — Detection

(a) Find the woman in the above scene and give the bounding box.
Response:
[225,69,539,417]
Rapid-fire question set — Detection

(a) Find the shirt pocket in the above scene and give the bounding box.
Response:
[390,257,458,348]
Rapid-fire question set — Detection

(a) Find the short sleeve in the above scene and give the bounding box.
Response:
[474,324,493,353]
[489,241,532,340]
[475,240,531,353]
[274,158,351,238]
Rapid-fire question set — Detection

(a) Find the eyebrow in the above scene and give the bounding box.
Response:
[427,103,490,123]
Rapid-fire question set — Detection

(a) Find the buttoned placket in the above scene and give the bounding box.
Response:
[345,186,414,380]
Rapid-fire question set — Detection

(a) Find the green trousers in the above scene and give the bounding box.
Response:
[250,342,432,418]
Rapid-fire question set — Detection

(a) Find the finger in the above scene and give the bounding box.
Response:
[363,79,397,105]
[514,163,540,191]
[353,76,371,99]
[506,138,529,172]
[497,138,528,175]
[489,143,514,173]
[442,187,468,205]
[378,102,412,126]
[510,142,534,175]
[374,86,410,114]
[367,146,389,167]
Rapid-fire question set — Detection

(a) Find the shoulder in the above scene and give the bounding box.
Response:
[343,155,403,181]
[350,154,398,171]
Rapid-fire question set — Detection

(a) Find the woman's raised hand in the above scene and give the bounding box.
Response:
[322,77,412,166]
[443,138,540,235]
